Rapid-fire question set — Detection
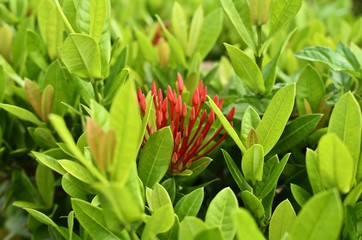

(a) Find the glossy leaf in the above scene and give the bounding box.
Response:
[289,190,343,240]
[32,151,66,175]
[147,183,173,212]
[59,160,95,184]
[179,216,208,240]
[318,133,355,193]
[138,127,173,188]
[205,187,238,240]
[291,184,311,207]
[241,106,260,148]
[209,96,246,153]
[225,43,265,94]
[222,149,252,192]
[109,79,141,184]
[269,200,296,240]
[296,65,326,115]
[103,68,129,106]
[233,208,265,240]
[195,227,224,240]
[241,191,265,222]
[305,148,324,194]
[242,144,264,185]
[256,84,295,155]
[0,103,44,126]
[328,92,361,162]
[61,33,102,79]
[175,188,204,221]
[0,65,5,103]
[71,198,120,240]
[269,0,302,37]
[141,205,174,240]
[271,114,322,154]
[220,0,256,50]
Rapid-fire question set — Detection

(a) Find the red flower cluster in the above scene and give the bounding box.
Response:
[138,74,235,173]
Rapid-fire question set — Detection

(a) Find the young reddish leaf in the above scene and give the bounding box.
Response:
[246,128,258,148]
[25,78,43,120]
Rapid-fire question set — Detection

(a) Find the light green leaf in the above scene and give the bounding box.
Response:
[271,114,322,155]
[269,0,302,37]
[0,103,44,127]
[175,188,204,221]
[62,173,89,200]
[222,149,252,192]
[318,133,355,194]
[172,2,188,52]
[195,227,224,240]
[62,0,78,32]
[205,187,238,240]
[138,127,173,188]
[291,184,311,207]
[194,9,223,60]
[141,205,175,240]
[225,43,265,94]
[208,96,246,153]
[89,0,107,41]
[296,65,326,115]
[344,181,362,206]
[148,183,172,212]
[136,31,158,62]
[256,84,295,155]
[103,68,129,106]
[61,33,102,79]
[305,148,324,194]
[179,216,208,240]
[328,92,361,162]
[59,160,95,184]
[0,65,5,103]
[289,190,343,240]
[269,200,296,240]
[32,151,66,175]
[187,6,203,56]
[71,198,120,240]
[220,0,256,50]
[241,191,265,222]
[241,106,261,148]
[38,0,63,59]
[233,208,265,240]
[109,79,141,184]
[242,144,264,185]
[36,164,54,208]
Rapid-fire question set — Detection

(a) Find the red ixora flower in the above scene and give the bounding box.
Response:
[137,73,235,173]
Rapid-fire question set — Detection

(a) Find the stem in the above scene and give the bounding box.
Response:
[54,0,75,33]
[92,80,101,103]
[255,25,263,70]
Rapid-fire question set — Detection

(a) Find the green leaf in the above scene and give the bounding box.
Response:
[38,0,63,59]
[147,183,172,212]
[62,173,89,200]
[36,164,54,208]
[222,149,252,192]
[256,84,295,155]
[179,216,208,240]
[344,181,362,206]
[141,205,175,240]
[103,68,129,106]
[269,200,296,240]
[32,151,66,175]
[289,190,343,240]
[194,9,223,60]
[294,46,361,77]
[241,191,265,222]
[175,188,204,221]
[242,144,264,185]
[156,15,187,68]
[195,227,224,240]
[208,96,246,153]
[205,187,238,240]
[109,79,141,184]
[185,157,212,181]
[225,43,265,94]
[187,6,203,56]
[136,31,158,62]
[71,198,120,240]
[172,2,188,52]
[24,208,67,239]
[271,114,322,155]
[296,65,326,115]
[291,184,311,207]
[89,0,107,41]
[0,103,44,127]
[269,0,302,37]
[220,0,256,50]
[161,178,176,203]
[0,65,5,103]
[328,92,361,162]
[59,160,95,184]
[61,33,102,79]
[233,208,265,240]
[241,107,260,147]
[256,154,290,199]
[305,148,324,194]
[138,127,173,188]
[62,0,78,32]
[318,133,355,193]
